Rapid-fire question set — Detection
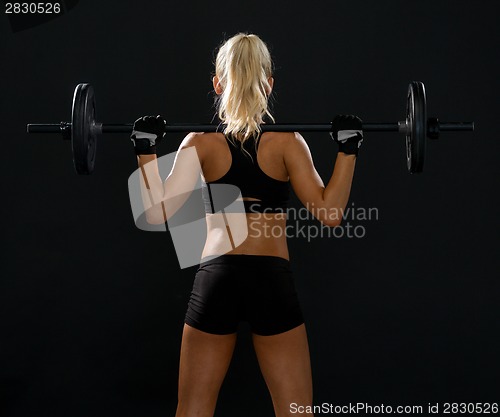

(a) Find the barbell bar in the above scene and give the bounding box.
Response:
[27,82,474,175]
[27,121,476,134]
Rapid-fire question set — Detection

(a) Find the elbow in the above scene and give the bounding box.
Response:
[320,217,342,228]
[314,206,343,227]
[146,216,166,225]
[145,207,167,225]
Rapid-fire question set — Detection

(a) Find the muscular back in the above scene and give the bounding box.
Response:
[192,131,293,260]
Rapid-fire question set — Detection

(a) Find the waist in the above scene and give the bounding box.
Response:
[203,214,289,260]
[200,254,290,269]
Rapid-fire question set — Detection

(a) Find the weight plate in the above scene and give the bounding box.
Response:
[405,81,426,173]
[72,83,97,174]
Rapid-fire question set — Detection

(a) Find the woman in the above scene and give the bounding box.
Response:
[130,33,362,417]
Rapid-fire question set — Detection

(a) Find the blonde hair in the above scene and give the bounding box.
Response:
[214,33,274,145]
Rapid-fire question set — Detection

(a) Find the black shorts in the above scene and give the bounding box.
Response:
[185,255,304,336]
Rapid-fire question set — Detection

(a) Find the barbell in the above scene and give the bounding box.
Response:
[27,81,474,175]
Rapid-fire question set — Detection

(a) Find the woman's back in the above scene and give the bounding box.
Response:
[194,131,294,260]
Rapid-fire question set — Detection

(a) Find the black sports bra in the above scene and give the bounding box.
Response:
[201,134,290,213]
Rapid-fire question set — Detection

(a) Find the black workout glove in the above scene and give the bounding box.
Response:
[131,115,166,155]
[330,114,363,156]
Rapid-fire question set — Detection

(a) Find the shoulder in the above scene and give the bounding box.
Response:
[179,131,208,149]
[260,131,305,148]
[179,132,225,156]
[280,132,315,172]
[259,132,311,162]
[277,132,311,156]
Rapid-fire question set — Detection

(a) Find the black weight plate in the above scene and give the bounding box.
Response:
[72,83,97,174]
[406,81,426,173]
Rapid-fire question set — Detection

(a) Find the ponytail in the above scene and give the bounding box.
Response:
[214,33,274,145]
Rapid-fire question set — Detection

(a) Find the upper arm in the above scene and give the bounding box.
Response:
[161,132,203,215]
[284,132,327,209]
[165,132,203,183]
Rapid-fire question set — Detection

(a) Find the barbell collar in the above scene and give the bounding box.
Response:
[398,120,409,135]
[92,122,103,135]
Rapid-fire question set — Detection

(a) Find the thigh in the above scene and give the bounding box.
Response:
[252,324,313,417]
[176,324,237,417]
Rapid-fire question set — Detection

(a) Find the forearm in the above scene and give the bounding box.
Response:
[320,153,357,225]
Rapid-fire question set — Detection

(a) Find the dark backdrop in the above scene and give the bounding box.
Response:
[1,1,498,416]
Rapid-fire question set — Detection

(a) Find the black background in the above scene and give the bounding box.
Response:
[1,1,499,416]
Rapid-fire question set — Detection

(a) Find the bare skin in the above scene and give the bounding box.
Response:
[175,323,313,417]
[136,78,356,417]
[137,130,355,417]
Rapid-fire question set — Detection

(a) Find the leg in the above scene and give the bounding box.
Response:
[175,324,237,417]
[252,324,314,417]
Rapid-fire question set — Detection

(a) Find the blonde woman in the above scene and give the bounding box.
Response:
[131,33,362,417]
